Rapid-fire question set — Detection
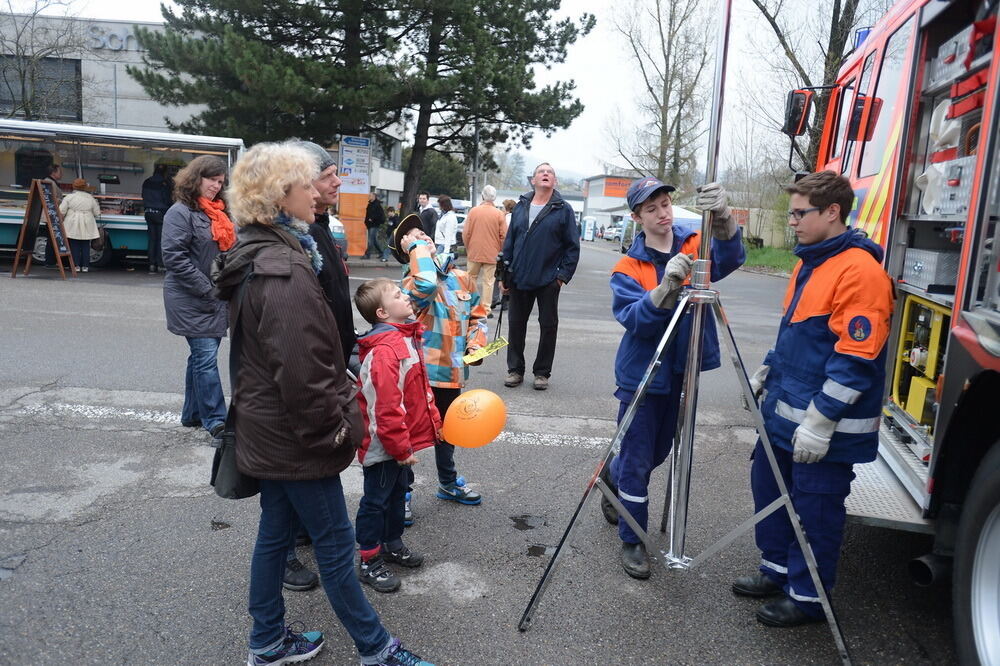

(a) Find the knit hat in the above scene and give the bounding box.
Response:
[292,141,336,172]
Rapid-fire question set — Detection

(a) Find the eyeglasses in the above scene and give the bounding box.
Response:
[787,206,821,220]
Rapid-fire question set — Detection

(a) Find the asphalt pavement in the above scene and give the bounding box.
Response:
[0,242,955,665]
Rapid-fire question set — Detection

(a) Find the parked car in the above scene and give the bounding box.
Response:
[605,224,624,241]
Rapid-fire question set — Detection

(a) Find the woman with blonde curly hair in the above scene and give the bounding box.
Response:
[214,141,434,666]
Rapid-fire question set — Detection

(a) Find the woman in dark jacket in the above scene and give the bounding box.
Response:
[162,156,234,439]
[215,141,433,666]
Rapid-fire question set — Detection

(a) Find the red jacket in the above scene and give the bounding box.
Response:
[356,320,442,465]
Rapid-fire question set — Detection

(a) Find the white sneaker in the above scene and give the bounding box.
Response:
[80,266,89,272]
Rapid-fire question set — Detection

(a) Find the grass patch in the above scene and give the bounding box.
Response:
[744,246,798,273]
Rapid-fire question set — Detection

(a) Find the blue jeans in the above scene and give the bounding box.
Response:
[249,476,392,660]
[181,336,226,433]
[356,460,408,552]
[365,227,387,259]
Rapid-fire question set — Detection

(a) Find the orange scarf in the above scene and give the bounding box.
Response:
[199,196,236,251]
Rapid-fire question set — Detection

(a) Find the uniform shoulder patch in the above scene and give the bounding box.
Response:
[848,315,872,342]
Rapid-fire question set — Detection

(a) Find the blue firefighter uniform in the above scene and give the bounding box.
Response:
[609,225,745,543]
[754,229,894,616]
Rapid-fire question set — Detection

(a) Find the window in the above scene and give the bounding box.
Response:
[830,79,856,159]
[858,17,915,178]
[842,54,875,174]
[0,56,82,121]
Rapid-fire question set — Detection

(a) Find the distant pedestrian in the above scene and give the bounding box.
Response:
[434,195,458,254]
[502,199,515,227]
[215,141,434,666]
[42,162,64,268]
[162,155,233,441]
[462,185,507,317]
[417,191,437,243]
[58,178,101,273]
[142,164,174,273]
[365,191,388,262]
[499,162,580,391]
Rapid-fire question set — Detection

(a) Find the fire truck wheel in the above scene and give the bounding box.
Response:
[953,440,1000,666]
[89,240,114,268]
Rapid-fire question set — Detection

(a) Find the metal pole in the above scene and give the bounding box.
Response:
[665,0,734,567]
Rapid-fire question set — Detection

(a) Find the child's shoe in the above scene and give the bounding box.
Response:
[382,544,424,568]
[367,638,434,666]
[358,555,400,593]
[403,492,413,527]
[247,625,324,665]
[436,479,481,505]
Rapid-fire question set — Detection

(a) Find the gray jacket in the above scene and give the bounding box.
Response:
[162,201,228,338]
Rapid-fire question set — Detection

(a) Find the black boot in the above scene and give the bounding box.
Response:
[756,596,824,627]
[598,465,618,525]
[621,542,650,579]
[283,557,319,592]
[732,573,784,598]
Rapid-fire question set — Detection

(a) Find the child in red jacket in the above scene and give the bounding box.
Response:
[353,278,442,593]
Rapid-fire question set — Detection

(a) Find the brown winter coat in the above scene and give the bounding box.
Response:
[212,223,362,480]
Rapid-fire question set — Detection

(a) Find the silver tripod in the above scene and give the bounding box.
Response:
[517,0,851,662]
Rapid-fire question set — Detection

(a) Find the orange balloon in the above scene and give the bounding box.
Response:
[440,389,506,448]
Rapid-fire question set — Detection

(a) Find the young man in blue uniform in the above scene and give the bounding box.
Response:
[733,170,894,627]
[601,176,745,578]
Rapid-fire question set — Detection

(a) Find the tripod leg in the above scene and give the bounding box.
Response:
[519,294,693,631]
[658,450,672,533]
[710,299,853,665]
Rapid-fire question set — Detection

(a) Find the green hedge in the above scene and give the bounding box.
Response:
[744,246,797,273]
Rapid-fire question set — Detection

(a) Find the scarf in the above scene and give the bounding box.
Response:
[275,213,323,275]
[198,197,236,252]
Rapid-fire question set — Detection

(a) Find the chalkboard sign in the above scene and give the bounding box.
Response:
[10,179,76,279]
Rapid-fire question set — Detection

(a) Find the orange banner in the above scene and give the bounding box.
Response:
[340,193,368,257]
[603,177,631,198]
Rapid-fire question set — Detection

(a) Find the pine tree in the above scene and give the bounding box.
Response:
[128,0,405,144]
[400,0,594,208]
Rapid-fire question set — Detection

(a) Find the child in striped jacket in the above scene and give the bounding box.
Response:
[394,216,489,512]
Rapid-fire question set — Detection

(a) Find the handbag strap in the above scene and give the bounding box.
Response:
[225,267,255,431]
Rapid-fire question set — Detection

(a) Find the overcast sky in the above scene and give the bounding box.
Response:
[64,0,796,182]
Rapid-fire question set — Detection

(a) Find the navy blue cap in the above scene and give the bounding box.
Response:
[626,176,676,211]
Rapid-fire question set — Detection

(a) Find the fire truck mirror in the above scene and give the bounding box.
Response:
[781,90,813,137]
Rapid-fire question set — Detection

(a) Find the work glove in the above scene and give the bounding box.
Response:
[697,182,737,241]
[649,252,694,309]
[791,401,837,464]
[741,364,770,411]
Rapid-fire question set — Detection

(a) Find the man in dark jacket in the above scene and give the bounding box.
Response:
[499,162,580,391]
[417,191,437,244]
[364,192,388,262]
[142,164,173,273]
[294,141,357,364]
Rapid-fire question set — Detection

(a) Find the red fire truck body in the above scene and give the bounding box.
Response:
[786,0,1000,661]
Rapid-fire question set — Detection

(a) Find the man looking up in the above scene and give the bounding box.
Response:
[499,163,580,391]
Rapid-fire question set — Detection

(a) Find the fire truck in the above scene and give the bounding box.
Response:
[781,0,1000,662]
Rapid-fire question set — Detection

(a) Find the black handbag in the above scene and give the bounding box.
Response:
[210,267,260,499]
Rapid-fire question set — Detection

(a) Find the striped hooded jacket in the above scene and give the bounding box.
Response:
[356,320,442,466]
[760,230,894,464]
[401,240,489,389]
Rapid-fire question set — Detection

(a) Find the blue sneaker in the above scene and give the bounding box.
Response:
[248,626,324,665]
[436,480,481,505]
[368,638,434,666]
[403,492,413,527]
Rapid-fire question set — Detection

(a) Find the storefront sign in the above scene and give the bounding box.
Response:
[339,135,372,194]
[87,26,142,52]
